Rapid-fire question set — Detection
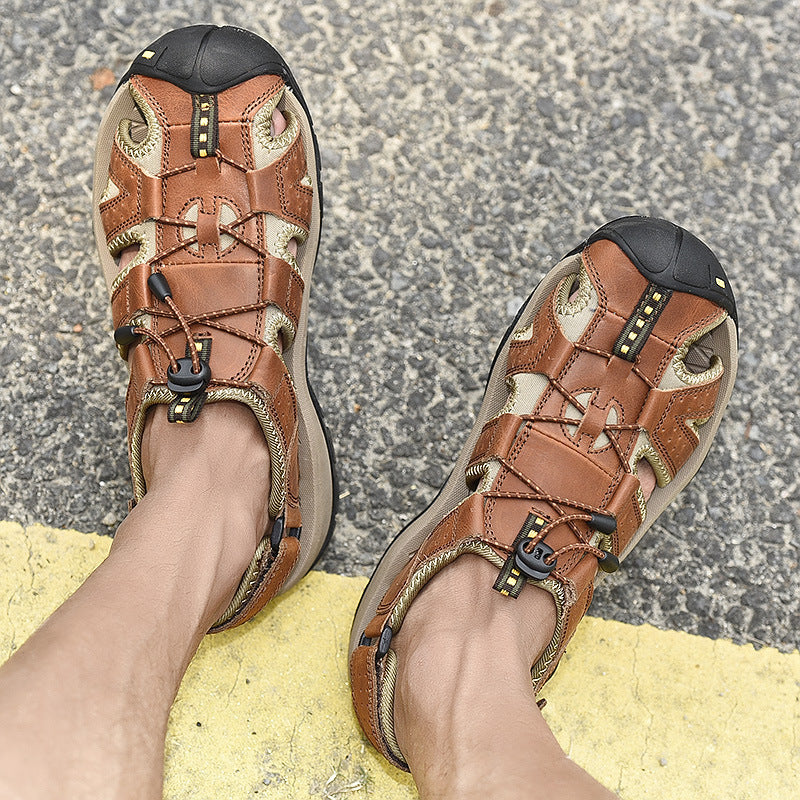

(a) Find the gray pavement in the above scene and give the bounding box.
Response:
[0,0,798,653]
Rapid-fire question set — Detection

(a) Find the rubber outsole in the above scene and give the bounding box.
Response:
[349,216,739,654]
[92,25,336,591]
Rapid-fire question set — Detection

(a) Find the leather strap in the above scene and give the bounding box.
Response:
[604,472,643,554]
[506,298,574,379]
[262,256,305,330]
[638,376,723,479]
[112,258,305,337]
[196,208,221,250]
[100,143,163,243]
[466,413,523,478]
[349,644,405,768]
[246,132,312,232]
[210,536,301,632]
[247,345,298,469]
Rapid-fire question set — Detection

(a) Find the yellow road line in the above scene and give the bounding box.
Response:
[1,522,797,798]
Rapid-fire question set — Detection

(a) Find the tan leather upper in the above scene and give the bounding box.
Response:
[99,74,314,627]
[350,239,728,768]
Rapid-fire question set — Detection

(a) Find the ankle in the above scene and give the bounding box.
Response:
[140,401,271,532]
[394,637,566,799]
[109,402,273,628]
[394,555,557,672]
[143,400,268,481]
[392,556,558,758]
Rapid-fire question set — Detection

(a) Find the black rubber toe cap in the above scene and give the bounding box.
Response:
[116,25,323,213]
[120,25,291,94]
[584,216,738,330]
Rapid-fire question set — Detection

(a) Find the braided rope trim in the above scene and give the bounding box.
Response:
[253,87,299,155]
[529,577,570,690]
[672,315,727,387]
[555,267,592,317]
[632,441,672,489]
[213,534,272,628]
[116,83,162,161]
[379,649,401,762]
[108,228,154,294]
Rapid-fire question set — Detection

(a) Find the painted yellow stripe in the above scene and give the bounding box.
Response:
[1,522,797,798]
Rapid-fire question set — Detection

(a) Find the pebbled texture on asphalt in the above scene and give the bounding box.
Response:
[0,0,798,654]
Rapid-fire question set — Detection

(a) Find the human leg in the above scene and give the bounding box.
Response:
[0,403,270,799]
[392,558,613,800]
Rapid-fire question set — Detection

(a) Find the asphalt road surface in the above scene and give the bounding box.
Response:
[1,0,798,654]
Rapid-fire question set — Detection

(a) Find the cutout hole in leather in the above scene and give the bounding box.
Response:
[567,274,581,302]
[113,243,141,271]
[683,330,715,374]
[121,105,148,145]
[128,120,148,145]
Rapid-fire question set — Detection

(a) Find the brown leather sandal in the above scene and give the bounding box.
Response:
[349,217,738,769]
[92,25,335,631]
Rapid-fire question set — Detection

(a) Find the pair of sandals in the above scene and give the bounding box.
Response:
[94,25,739,771]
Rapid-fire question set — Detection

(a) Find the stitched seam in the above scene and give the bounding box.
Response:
[486,420,533,542]
[654,308,724,382]
[275,136,312,227]
[507,331,557,374]
[243,83,282,120]
[129,78,170,255]
[521,424,619,484]
[652,385,712,475]
[580,247,609,340]
[241,85,269,383]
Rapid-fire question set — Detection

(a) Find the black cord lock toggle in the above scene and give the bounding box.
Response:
[113,325,141,346]
[597,550,620,573]
[269,515,285,555]
[589,512,617,535]
[376,626,393,658]
[147,272,173,302]
[514,540,556,581]
[167,357,211,394]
